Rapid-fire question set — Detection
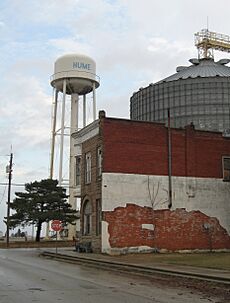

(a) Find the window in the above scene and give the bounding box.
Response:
[223,157,230,181]
[96,199,102,236]
[83,200,92,235]
[97,147,102,177]
[85,152,91,184]
[75,156,81,186]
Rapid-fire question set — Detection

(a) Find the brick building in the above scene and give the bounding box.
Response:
[72,111,230,254]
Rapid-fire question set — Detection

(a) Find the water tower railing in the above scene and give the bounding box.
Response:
[50,70,100,83]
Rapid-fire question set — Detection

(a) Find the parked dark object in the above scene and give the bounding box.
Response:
[75,241,92,253]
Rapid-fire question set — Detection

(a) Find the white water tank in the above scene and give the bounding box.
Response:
[50,53,100,95]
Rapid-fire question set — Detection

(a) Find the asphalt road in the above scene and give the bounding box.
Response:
[0,249,227,303]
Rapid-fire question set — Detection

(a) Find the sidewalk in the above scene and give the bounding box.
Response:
[41,247,230,284]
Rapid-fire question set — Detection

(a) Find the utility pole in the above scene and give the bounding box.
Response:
[6,153,13,248]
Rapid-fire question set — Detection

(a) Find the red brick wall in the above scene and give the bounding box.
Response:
[101,118,230,178]
[104,204,230,251]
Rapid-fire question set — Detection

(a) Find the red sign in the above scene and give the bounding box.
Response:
[51,220,62,231]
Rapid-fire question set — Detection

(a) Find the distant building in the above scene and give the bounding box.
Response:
[72,111,230,254]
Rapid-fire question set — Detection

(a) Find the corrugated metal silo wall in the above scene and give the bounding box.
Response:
[130,77,230,132]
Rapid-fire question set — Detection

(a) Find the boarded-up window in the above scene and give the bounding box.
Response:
[223,157,230,181]
[97,147,102,178]
[75,156,81,186]
[85,152,91,184]
[96,199,101,236]
[83,200,92,235]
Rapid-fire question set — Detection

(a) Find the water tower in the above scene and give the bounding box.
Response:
[49,53,100,237]
[50,53,100,183]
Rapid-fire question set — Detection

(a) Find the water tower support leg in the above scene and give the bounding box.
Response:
[71,93,79,133]
[59,79,67,186]
[50,89,58,180]
[83,94,86,127]
[46,89,59,239]
[68,93,79,240]
[93,82,96,121]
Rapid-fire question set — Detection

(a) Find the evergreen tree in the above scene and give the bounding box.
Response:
[8,179,77,241]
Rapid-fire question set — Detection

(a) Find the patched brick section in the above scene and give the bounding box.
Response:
[103,204,230,251]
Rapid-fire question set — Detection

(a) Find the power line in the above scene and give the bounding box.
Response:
[0,183,24,187]
[0,184,7,205]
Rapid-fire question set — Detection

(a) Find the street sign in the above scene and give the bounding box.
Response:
[51,220,62,232]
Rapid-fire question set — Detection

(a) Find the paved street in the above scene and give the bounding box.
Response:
[0,249,228,303]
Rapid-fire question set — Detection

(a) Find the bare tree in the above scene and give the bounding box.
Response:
[146,176,168,250]
[147,176,168,210]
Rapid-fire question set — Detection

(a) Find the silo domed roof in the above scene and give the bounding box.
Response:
[159,58,230,83]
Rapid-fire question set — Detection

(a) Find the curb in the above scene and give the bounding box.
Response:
[40,251,230,285]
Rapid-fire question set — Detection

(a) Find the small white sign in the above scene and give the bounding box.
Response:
[141,224,155,230]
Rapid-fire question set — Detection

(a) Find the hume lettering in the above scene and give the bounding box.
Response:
[73,62,91,70]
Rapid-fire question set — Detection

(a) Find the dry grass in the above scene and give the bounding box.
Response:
[117,252,230,270]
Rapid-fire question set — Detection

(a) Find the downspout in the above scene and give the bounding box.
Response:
[167,108,172,209]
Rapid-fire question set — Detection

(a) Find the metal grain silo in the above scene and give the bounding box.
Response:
[130,58,230,132]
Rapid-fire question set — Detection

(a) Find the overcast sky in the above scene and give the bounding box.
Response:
[0,0,230,233]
